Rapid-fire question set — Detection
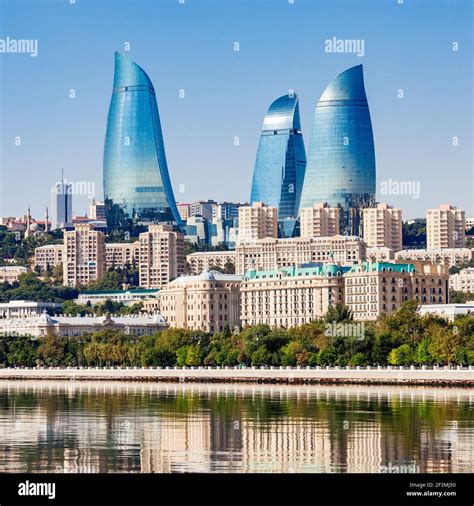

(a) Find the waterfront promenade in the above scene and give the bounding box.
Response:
[0,365,473,386]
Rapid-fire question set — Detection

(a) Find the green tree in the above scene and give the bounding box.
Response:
[388,344,414,366]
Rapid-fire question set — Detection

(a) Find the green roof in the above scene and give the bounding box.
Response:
[347,262,416,273]
[244,264,350,280]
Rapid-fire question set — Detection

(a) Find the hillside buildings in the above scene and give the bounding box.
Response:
[0,265,30,283]
[186,251,237,275]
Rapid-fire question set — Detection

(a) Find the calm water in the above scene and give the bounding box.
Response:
[0,381,472,473]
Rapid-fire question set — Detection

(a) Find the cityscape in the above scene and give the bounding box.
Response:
[0,0,473,503]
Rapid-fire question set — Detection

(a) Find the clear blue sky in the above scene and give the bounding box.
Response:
[1,0,472,220]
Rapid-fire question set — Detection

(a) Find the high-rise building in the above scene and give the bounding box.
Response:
[238,202,278,243]
[426,204,465,249]
[250,93,306,237]
[88,199,107,221]
[300,203,339,238]
[189,200,216,221]
[51,175,73,230]
[176,203,191,221]
[212,202,243,221]
[63,224,106,287]
[299,65,376,235]
[103,52,182,231]
[34,244,64,271]
[160,270,242,333]
[363,203,402,251]
[138,224,185,289]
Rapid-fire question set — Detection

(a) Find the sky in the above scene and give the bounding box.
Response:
[0,0,472,221]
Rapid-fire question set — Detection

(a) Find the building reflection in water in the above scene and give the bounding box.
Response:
[0,382,472,474]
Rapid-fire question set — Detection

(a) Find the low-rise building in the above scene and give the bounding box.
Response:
[366,247,395,263]
[160,270,242,333]
[240,264,346,328]
[0,265,30,283]
[235,236,366,274]
[34,244,64,271]
[395,248,473,268]
[449,267,474,293]
[76,289,160,306]
[418,303,474,321]
[0,312,167,338]
[0,300,63,318]
[186,251,237,275]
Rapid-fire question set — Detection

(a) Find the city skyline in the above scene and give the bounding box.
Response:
[1,0,472,221]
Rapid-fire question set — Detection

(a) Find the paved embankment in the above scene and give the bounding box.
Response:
[0,366,473,386]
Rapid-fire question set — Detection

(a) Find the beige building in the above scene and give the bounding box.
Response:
[87,200,106,221]
[300,203,339,238]
[63,224,106,287]
[345,261,448,321]
[186,251,237,275]
[395,248,473,268]
[34,243,64,271]
[426,204,465,249]
[363,203,402,251]
[0,265,30,283]
[238,202,278,243]
[449,267,474,293]
[366,247,395,263]
[176,203,191,221]
[235,236,366,275]
[139,224,185,289]
[160,270,242,333]
[240,264,345,328]
[106,241,140,269]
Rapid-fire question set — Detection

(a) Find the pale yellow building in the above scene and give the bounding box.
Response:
[160,270,242,333]
[63,224,106,287]
[426,204,465,249]
[363,203,402,251]
[106,241,140,269]
[186,251,237,275]
[34,243,64,271]
[235,236,366,274]
[395,248,473,268]
[238,202,278,243]
[240,264,345,328]
[139,224,185,289]
[0,265,30,283]
[300,203,339,238]
[176,203,191,221]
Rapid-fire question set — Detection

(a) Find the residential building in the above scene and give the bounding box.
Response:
[465,217,474,231]
[418,303,474,321]
[189,200,216,221]
[235,236,366,274]
[238,202,278,243]
[299,65,376,235]
[426,204,465,249]
[139,224,185,289]
[176,203,191,221]
[366,247,395,263]
[0,300,62,318]
[0,265,30,283]
[160,270,242,333]
[105,241,140,269]
[250,93,306,237]
[50,174,73,230]
[449,268,474,293]
[0,312,167,338]
[395,248,473,269]
[300,203,339,238]
[63,224,106,287]
[34,244,64,271]
[212,202,243,221]
[103,52,182,231]
[186,251,237,275]
[240,264,346,328]
[363,203,402,251]
[76,288,160,306]
[88,199,106,221]
[344,261,448,321]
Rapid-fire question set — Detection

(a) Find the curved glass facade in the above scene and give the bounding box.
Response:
[250,94,306,237]
[103,52,182,231]
[299,65,376,234]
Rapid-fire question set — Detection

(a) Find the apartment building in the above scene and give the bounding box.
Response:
[186,251,237,275]
[300,203,339,238]
[395,248,473,268]
[449,267,474,293]
[105,241,140,269]
[426,204,465,249]
[34,244,64,271]
[238,202,278,243]
[363,203,402,251]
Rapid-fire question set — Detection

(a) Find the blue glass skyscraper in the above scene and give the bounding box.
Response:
[250,93,306,237]
[103,52,182,231]
[299,65,376,235]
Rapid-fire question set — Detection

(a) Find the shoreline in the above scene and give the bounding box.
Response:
[0,366,473,387]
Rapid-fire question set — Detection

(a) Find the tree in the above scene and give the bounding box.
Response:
[223,261,235,274]
[251,346,272,366]
[324,304,353,323]
[37,335,65,366]
[429,325,464,365]
[388,344,413,366]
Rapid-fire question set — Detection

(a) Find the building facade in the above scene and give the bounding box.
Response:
[160,270,242,333]
[395,248,473,268]
[76,288,160,306]
[299,65,376,235]
[249,93,307,238]
[138,224,185,289]
[103,52,182,230]
[238,202,278,243]
[0,266,30,283]
[363,203,402,251]
[189,200,216,221]
[449,268,474,293]
[186,251,237,275]
[300,203,339,238]
[88,200,106,221]
[63,224,106,287]
[50,176,73,230]
[0,300,62,318]
[34,244,64,271]
[426,204,465,249]
[235,236,366,274]
[105,241,141,269]
[240,264,346,328]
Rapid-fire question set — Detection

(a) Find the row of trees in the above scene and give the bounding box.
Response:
[0,301,472,368]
